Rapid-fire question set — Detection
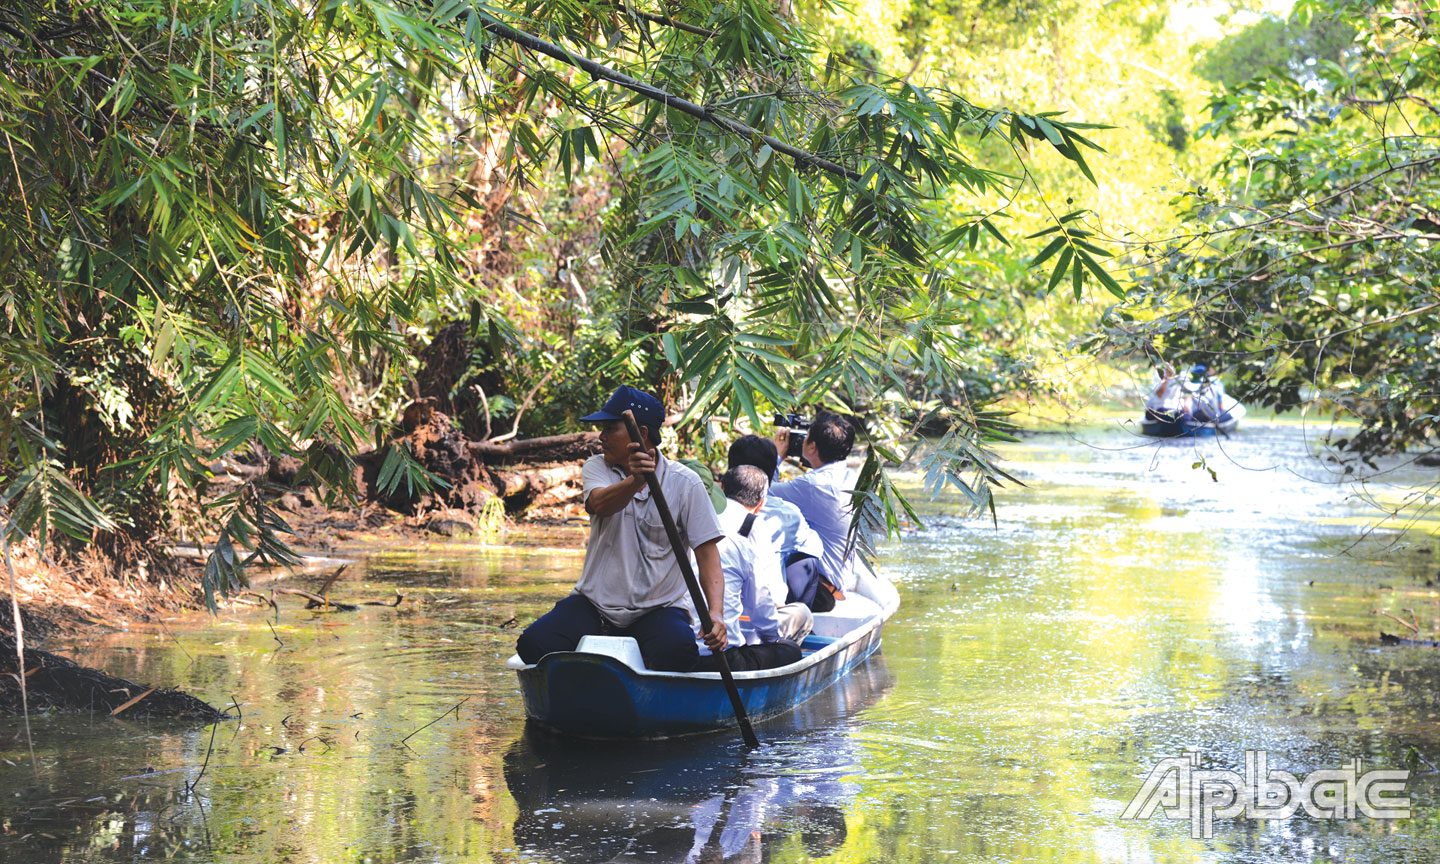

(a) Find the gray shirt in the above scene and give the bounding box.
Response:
[574,453,725,627]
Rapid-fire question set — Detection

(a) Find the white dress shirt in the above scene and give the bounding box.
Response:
[756,496,824,562]
[693,499,787,655]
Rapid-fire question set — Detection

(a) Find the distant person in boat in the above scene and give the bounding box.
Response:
[1145,362,1191,422]
[1145,362,1246,430]
[690,466,806,673]
[1185,363,1229,423]
[727,434,836,613]
[770,412,859,596]
[514,386,727,672]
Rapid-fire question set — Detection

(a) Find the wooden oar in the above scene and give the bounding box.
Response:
[621,410,759,750]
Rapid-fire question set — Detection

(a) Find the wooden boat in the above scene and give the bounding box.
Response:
[1139,415,1233,438]
[1141,376,1246,438]
[506,564,900,739]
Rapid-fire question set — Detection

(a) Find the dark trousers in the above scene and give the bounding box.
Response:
[784,554,837,613]
[691,639,802,673]
[516,594,699,672]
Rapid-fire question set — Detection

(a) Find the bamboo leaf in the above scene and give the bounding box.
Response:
[1030,236,1066,268]
[1047,247,1074,293]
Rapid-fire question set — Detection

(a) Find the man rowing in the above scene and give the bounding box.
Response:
[514,386,727,672]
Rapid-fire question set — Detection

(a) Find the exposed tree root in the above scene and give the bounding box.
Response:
[355,399,594,518]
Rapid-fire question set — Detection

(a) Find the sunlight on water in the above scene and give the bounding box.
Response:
[2,421,1437,863]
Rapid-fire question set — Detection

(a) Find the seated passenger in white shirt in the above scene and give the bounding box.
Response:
[1145,363,1183,421]
[690,466,808,673]
[727,434,836,613]
[721,458,813,645]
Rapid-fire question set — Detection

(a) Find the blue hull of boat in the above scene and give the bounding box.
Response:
[515,626,886,739]
[1140,419,1219,438]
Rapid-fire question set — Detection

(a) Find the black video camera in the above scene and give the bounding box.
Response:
[773,413,812,459]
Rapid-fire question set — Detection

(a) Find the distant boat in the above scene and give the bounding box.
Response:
[1139,413,1238,438]
[506,564,900,739]
[1141,365,1246,438]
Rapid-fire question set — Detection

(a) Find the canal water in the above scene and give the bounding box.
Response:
[3,421,1438,863]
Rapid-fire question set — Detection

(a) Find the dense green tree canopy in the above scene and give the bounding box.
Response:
[1192,8,1356,88]
[7,0,1430,603]
[1,0,1109,599]
[1094,0,1438,462]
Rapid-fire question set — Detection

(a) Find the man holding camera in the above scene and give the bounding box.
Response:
[771,412,860,595]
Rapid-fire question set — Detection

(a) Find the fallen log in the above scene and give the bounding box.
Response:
[271,587,404,610]
[357,402,594,516]
[468,432,600,462]
[1,633,226,720]
[364,591,405,608]
[489,464,585,506]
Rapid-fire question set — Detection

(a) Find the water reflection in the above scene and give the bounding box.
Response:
[4,424,1439,863]
[505,657,891,863]
[0,721,215,864]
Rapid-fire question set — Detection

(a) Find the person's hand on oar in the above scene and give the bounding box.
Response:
[623,439,657,478]
[697,553,728,654]
[701,619,727,653]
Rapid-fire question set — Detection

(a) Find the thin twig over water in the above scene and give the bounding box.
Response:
[188,719,221,795]
[401,696,471,748]
[1375,609,1421,633]
[159,618,195,664]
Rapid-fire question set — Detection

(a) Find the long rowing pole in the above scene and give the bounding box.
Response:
[621,410,759,750]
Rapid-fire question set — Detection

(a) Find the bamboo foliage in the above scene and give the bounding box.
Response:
[0,0,1111,601]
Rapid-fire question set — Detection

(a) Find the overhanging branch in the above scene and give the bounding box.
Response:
[612,3,796,62]
[616,3,721,40]
[472,12,861,181]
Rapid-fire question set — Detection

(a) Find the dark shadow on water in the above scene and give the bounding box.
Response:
[505,655,893,863]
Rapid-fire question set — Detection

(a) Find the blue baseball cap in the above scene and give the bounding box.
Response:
[582,386,665,442]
